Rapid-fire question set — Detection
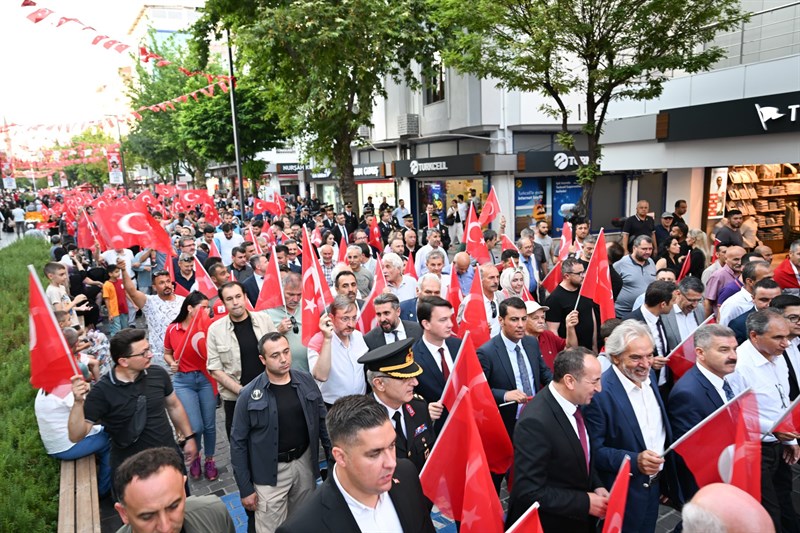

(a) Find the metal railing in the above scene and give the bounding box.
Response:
[706,1,800,68]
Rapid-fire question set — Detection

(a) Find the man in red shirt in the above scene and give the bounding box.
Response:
[524,300,578,371]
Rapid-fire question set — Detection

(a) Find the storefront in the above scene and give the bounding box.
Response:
[602,89,800,251]
[515,151,628,238]
[392,154,487,227]
[303,168,338,209]
[353,163,396,211]
[275,163,302,198]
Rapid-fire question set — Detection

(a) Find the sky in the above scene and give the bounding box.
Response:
[0,1,151,149]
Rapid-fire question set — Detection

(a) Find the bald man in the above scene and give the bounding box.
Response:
[682,483,774,533]
[453,252,474,295]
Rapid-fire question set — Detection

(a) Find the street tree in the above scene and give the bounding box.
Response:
[193,0,442,207]
[55,128,117,188]
[431,0,745,218]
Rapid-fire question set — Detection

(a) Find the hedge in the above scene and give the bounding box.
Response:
[0,237,60,531]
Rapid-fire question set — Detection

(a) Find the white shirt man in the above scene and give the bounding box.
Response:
[215,229,244,267]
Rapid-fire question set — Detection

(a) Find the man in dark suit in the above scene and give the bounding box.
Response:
[411,296,461,431]
[506,347,608,531]
[363,293,423,351]
[729,278,782,344]
[399,273,442,323]
[668,323,739,503]
[343,203,359,235]
[242,253,267,307]
[477,297,553,441]
[584,319,677,533]
[277,395,435,533]
[661,276,706,349]
[331,213,351,246]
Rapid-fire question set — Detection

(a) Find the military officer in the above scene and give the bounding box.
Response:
[359,339,436,473]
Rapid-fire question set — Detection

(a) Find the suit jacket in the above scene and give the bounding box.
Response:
[242,274,261,307]
[343,211,359,234]
[662,306,706,349]
[399,298,419,322]
[332,224,350,245]
[625,307,677,353]
[477,334,553,439]
[276,459,434,533]
[363,320,423,351]
[583,368,679,531]
[667,365,725,503]
[506,385,602,532]
[412,335,462,432]
[729,308,754,345]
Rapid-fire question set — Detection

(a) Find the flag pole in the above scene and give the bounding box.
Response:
[28,265,81,377]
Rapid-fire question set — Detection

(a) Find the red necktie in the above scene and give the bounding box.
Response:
[439,347,450,381]
[573,408,590,473]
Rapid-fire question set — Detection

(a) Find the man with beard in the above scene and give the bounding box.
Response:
[546,258,600,351]
[119,258,184,370]
[364,293,423,350]
[714,209,745,248]
[266,272,308,372]
[207,282,277,438]
[577,234,623,298]
[621,200,657,253]
[613,235,657,317]
[458,263,504,337]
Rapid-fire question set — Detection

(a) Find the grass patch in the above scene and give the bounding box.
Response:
[0,237,60,532]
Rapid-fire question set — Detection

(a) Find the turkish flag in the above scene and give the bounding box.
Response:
[174,307,216,395]
[28,268,80,393]
[246,227,262,255]
[602,456,631,533]
[356,257,387,334]
[27,8,54,24]
[420,388,505,532]
[405,251,418,280]
[311,226,323,248]
[440,333,513,473]
[262,187,286,215]
[772,396,800,434]
[207,238,221,258]
[465,203,491,265]
[255,248,286,311]
[501,234,519,253]
[93,204,142,250]
[557,221,573,262]
[337,235,348,264]
[77,210,106,249]
[201,202,221,227]
[253,198,269,215]
[666,315,716,379]
[166,258,189,297]
[447,266,463,337]
[578,229,615,321]
[135,189,159,208]
[301,229,330,344]
[677,251,692,281]
[540,260,563,294]
[506,502,543,533]
[773,258,800,290]
[459,266,491,348]
[670,389,761,501]
[368,216,384,254]
[178,189,206,207]
[478,186,501,227]
[710,238,721,265]
[193,258,219,299]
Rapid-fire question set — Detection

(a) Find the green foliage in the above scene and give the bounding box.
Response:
[53,128,118,188]
[0,238,60,532]
[194,0,442,204]
[431,0,746,215]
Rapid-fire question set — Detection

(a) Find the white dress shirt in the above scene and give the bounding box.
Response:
[332,464,403,533]
[719,287,753,326]
[733,340,792,443]
[695,363,730,405]
[548,382,590,456]
[501,333,535,395]
[484,293,501,337]
[672,304,699,341]
[640,306,668,385]
[388,275,417,302]
[374,394,406,438]
[422,336,454,376]
[383,321,407,345]
[307,330,368,404]
[611,365,667,457]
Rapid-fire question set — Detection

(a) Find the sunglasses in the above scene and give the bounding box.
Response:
[490,301,497,319]
[289,316,299,334]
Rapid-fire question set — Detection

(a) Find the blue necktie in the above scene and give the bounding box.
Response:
[516,345,534,397]
[722,379,734,401]
[524,259,537,293]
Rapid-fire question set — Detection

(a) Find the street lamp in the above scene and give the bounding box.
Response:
[226,28,245,216]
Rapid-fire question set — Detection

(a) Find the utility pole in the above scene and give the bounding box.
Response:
[226,28,245,216]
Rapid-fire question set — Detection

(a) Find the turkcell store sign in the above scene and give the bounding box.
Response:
[517,151,590,173]
[552,176,584,234]
[657,90,800,142]
[393,154,482,178]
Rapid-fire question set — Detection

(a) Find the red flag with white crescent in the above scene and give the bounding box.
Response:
[465,203,491,265]
[602,457,631,533]
[255,247,286,311]
[478,186,501,227]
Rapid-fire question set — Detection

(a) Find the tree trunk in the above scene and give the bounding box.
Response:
[332,133,357,210]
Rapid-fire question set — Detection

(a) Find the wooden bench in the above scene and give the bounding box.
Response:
[58,455,101,533]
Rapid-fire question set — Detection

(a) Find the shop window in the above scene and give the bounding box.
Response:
[424,58,446,105]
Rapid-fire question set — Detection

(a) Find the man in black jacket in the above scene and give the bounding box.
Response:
[277,395,435,533]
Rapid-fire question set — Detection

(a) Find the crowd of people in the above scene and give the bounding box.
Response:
[20,186,799,533]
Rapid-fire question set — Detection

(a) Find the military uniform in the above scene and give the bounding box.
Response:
[359,339,438,473]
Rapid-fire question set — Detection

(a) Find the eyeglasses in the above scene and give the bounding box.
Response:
[785,314,800,323]
[153,270,170,278]
[567,271,586,277]
[490,301,497,319]
[338,316,358,324]
[289,316,299,334]
[125,347,153,359]
[776,383,788,408]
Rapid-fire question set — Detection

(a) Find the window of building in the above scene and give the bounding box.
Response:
[424,58,446,105]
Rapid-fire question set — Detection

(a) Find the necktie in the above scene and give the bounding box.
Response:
[341,226,348,244]
[392,411,405,449]
[655,317,668,356]
[439,347,450,381]
[722,379,734,401]
[524,258,536,293]
[515,345,534,397]
[782,351,800,401]
[392,330,399,342]
[573,408,590,473]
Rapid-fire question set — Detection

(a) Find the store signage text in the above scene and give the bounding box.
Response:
[393,154,482,178]
[353,165,384,177]
[517,150,590,173]
[553,152,589,170]
[756,103,800,131]
[276,163,303,174]
[410,160,448,175]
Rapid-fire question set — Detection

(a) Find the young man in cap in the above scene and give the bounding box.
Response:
[359,338,437,473]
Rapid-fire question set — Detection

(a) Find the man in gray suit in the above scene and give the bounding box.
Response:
[662,276,707,349]
[363,293,423,350]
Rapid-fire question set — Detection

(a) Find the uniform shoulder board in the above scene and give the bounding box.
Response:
[412,393,427,402]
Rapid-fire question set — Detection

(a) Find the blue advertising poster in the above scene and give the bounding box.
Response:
[514,179,545,236]
[552,176,584,236]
